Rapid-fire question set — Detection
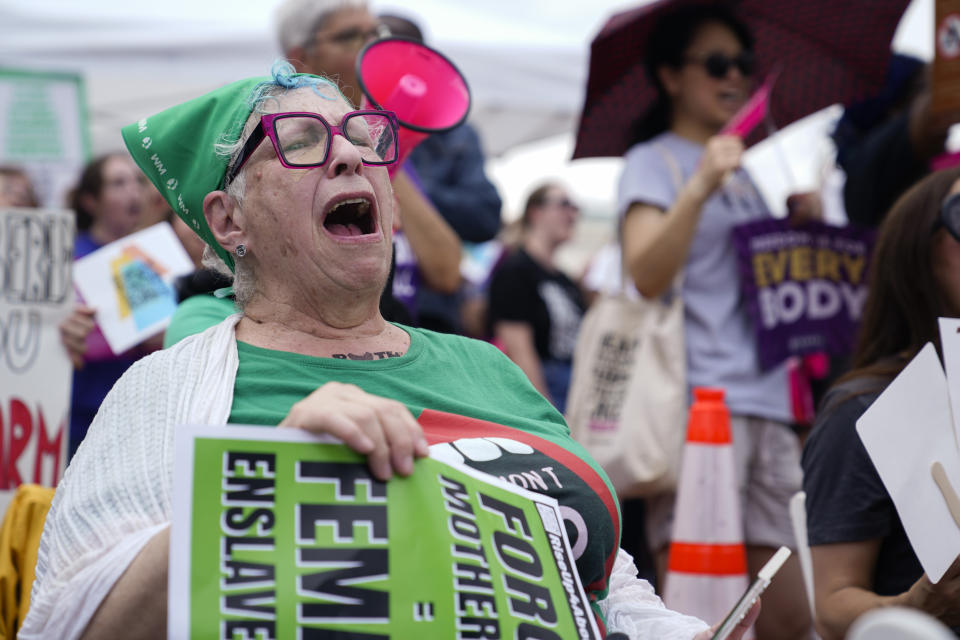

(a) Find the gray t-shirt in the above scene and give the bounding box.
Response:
[617,132,790,422]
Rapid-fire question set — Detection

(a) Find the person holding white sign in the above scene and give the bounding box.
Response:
[58,152,156,460]
[22,63,758,640]
[802,166,960,639]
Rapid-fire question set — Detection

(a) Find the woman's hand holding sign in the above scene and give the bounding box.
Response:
[900,556,960,628]
[59,305,96,369]
[279,382,430,481]
[691,135,744,198]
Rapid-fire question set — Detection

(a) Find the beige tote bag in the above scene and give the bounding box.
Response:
[566,144,687,498]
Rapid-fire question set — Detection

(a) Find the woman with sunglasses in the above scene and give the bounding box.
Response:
[617,5,812,639]
[21,65,760,640]
[487,182,585,413]
[803,167,960,639]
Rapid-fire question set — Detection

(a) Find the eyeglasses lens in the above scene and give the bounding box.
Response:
[275,117,329,166]
[345,113,397,164]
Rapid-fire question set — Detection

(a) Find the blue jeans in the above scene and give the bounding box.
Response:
[542,359,573,414]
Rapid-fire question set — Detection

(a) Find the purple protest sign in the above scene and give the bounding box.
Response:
[732,219,875,370]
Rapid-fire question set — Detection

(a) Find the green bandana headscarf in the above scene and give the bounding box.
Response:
[122,76,272,272]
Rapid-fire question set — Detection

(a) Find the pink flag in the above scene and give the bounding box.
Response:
[721,74,777,139]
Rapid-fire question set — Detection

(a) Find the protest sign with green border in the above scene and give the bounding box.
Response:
[170,425,601,640]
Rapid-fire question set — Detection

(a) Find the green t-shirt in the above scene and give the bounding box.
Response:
[163,294,236,348]
[229,326,620,620]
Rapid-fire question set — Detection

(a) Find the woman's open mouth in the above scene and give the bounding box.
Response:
[322,197,377,237]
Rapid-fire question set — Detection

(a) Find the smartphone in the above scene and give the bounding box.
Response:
[710,546,792,640]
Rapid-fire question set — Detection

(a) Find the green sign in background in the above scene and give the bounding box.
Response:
[184,435,599,640]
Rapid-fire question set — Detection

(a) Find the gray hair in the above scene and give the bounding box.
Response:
[274,0,368,54]
[207,62,344,309]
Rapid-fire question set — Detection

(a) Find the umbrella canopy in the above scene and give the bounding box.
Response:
[572,0,912,159]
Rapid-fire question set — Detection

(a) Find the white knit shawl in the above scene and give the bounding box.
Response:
[19,314,709,640]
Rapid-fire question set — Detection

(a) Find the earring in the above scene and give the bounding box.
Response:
[235,244,246,258]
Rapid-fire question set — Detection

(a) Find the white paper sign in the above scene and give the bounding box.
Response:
[0,207,74,514]
[73,222,193,355]
[939,317,960,447]
[857,343,960,583]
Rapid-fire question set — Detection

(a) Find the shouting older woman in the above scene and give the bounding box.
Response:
[21,65,757,640]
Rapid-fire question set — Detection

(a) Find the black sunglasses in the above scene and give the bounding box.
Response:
[687,51,756,79]
[937,192,960,242]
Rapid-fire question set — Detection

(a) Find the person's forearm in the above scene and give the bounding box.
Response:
[393,174,463,294]
[496,323,550,400]
[815,586,902,640]
[81,527,169,640]
[510,349,550,401]
[625,177,711,298]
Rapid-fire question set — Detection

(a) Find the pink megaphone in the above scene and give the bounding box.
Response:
[356,37,471,176]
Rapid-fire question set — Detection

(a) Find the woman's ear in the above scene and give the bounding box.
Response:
[658,65,682,99]
[79,193,98,219]
[525,205,542,230]
[203,190,245,253]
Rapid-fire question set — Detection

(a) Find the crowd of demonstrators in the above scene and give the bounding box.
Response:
[21,63,760,640]
[803,167,960,639]
[487,182,585,413]
[15,2,960,638]
[615,6,811,638]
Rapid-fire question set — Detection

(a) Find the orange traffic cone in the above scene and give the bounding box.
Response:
[663,387,750,635]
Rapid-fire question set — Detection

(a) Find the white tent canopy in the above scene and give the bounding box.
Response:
[0,0,639,158]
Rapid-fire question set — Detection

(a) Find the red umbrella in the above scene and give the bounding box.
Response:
[572,0,912,159]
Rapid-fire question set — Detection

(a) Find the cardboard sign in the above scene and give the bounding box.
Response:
[933,0,960,116]
[170,425,602,640]
[73,222,193,355]
[0,207,74,514]
[732,219,874,369]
